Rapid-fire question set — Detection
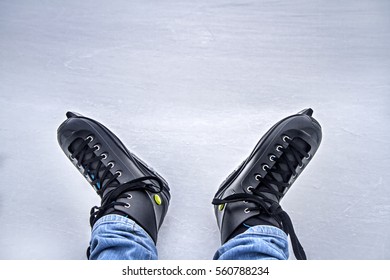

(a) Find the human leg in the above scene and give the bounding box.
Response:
[214,225,288,260]
[212,109,322,260]
[57,112,170,260]
[89,215,157,260]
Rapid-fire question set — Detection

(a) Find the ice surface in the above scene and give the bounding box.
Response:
[0,0,389,259]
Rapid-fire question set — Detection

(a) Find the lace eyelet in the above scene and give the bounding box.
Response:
[254,174,262,181]
[305,153,311,159]
[101,153,108,159]
[269,154,276,161]
[262,164,270,171]
[93,144,100,151]
[86,174,92,182]
[115,170,122,177]
[124,203,131,208]
[247,186,254,192]
[243,200,248,204]
[282,135,291,142]
[86,135,94,142]
[276,145,283,152]
[69,155,76,161]
[244,208,250,213]
[108,162,115,168]
[127,194,132,199]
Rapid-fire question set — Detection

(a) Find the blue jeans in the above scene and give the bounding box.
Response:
[89,214,289,260]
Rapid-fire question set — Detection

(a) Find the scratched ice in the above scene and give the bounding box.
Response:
[0,0,389,259]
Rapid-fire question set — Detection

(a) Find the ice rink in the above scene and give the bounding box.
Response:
[0,0,389,259]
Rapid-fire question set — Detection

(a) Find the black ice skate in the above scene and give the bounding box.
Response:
[212,108,322,260]
[57,112,170,247]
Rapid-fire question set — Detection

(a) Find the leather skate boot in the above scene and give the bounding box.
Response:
[212,108,322,260]
[57,112,170,254]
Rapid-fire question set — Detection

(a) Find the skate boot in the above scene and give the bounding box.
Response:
[212,108,322,260]
[57,112,170,252]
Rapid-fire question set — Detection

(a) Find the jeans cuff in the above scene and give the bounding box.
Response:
[242,225,288,240]
[91,214,153,241]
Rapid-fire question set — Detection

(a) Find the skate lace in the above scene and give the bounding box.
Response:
[71,137,120,196]
[89,176,164,227]
[70,137,164,227]
[212,137,310,260]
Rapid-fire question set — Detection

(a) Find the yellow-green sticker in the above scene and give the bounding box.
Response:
[218,204,225,211]
[154,194,162,205]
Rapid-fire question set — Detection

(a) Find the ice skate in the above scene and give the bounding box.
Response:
[57,112,170,246]
[212,108,322,260]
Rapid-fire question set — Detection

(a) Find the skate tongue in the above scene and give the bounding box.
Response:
[245,214,281,229]
[66,111,83,118]
[297,108,313,116]
[257,137,311,204]
[229,215,280,240]
[69,138,120,195]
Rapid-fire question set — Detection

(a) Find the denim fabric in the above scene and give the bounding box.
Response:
[89,215,288,260]
[89,214,157,260]
[213,225,289,260]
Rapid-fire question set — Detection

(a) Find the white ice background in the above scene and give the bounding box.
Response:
[0,0,389,259]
